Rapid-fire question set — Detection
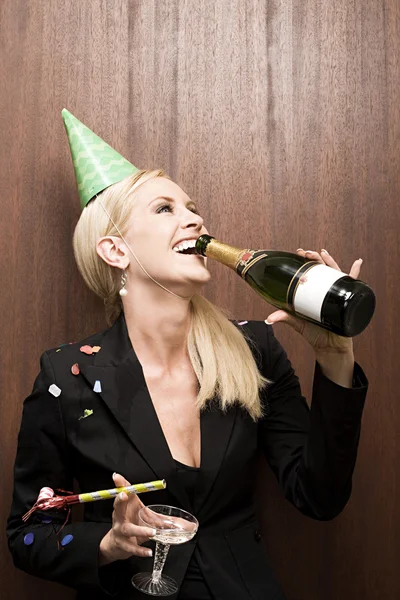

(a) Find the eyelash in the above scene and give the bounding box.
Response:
[156,203,199,215]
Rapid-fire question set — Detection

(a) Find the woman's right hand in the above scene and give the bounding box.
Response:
[99,473,156,566]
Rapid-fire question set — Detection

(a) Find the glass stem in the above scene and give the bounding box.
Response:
[151,542,171,583]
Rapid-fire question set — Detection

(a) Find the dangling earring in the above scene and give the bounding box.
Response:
[119,269,128,297]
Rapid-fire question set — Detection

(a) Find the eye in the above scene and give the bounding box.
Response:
[156,203,173,214]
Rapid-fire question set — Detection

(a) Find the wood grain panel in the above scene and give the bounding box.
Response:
[0,1,398,598]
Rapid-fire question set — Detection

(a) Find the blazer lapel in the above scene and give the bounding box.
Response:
[194,401,237,516]
[79,313,192,512]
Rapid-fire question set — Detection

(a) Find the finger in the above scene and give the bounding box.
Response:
[113,472,145,508]
[320,249,341,271]
[134,545,153,558]
[117,539,153,558]
[131,545,153,558]
[113,472,131,487]
[112,491,129,523]
[139,506,167,528]
[349,259,363,279]
[298,248,342,271]
[120,522,156,540]
[297,249,324,264]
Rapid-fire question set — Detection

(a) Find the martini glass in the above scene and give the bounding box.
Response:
[131,504,198,596]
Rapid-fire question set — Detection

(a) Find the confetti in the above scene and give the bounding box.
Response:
[41,517,52,524]
[237,321,248,326]
[24,533,35,546]
[93,380,102,393]
[80,345,94,355]
[71,363,80,375]
[56,349,61,353]
[79,409,93,420]
[61,534,74,547]
[48,384,61,397]
[80,345,101,355]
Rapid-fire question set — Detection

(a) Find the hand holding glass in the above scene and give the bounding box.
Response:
[131,504,199,596]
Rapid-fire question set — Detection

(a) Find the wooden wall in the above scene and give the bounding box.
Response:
[1,1,398,598]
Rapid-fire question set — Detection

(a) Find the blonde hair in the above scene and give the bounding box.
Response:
[73,170,271,420]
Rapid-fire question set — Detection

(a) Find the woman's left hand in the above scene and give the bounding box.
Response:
[265,249,363,356]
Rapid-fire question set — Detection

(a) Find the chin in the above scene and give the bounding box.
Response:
[179,272,211,294]
[194,269,212,284]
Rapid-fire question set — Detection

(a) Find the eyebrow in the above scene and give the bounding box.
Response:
[149,196,198,209]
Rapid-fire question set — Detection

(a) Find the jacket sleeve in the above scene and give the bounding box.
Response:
[6,351,123,595]
[257,323,368,520]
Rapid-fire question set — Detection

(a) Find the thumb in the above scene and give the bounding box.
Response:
[264,310,292,326]
[265,310,303,333]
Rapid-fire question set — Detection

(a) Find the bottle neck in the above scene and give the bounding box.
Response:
[196,235,249,272]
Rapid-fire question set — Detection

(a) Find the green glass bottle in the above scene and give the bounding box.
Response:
[195,235,375,337]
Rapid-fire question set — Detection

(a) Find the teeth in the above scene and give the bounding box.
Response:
[173,239,197,253]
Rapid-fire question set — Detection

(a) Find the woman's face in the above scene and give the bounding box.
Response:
[123,177,211,292]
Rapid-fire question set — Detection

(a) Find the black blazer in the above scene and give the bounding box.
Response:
[7,312,368,600]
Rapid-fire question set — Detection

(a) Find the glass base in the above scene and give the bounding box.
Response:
[131,572,178,596]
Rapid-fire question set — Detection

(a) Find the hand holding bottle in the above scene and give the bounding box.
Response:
[195,235,375,339]
[195,235,372,387]
[265,248,363,357]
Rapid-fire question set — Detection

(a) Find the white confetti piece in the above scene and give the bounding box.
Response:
[93,380,102,393]
[48,384,61,397]
[237,321,248,326]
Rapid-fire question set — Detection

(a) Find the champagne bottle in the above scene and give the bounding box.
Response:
[195,235,375,337]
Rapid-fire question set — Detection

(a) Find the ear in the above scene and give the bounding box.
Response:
[96,235,129,269]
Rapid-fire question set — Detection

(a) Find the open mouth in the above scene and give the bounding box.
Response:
[175,247,198,255]
[174,250,205,259]
[172,238,205,258]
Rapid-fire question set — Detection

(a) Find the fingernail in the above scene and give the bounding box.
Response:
[146,549,153,557]
[296,248,304,252]
[264,319,274,325]
[321,249,329,254]
[119,492,125,500]
[358,258,363,263]
[112,472,117,478]
[151,529,157,536]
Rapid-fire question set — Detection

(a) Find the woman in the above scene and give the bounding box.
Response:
[7,112,368,600]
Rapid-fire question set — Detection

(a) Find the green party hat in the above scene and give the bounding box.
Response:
[62,109,139,209]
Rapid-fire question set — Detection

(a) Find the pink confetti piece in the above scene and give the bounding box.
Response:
[237,321,248,326]
[80,345,94,355]
[80,345,101,355]
[71,363,80,375]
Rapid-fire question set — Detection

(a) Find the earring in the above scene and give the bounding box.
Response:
[119,269,128,297]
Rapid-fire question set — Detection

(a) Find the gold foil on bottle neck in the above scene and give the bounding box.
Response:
[204,239,246,271]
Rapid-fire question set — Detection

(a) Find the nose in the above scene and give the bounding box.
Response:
[181,208,204,232]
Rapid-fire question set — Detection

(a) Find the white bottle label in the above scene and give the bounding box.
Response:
[293,264,345,322]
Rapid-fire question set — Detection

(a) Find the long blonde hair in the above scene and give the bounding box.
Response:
[73,170,271,420]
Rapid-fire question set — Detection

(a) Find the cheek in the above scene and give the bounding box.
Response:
[126,219,179,261]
